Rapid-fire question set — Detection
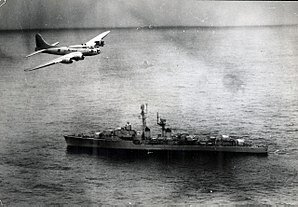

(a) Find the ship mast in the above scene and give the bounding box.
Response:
[140,104,147,138]
[157,112,166,137]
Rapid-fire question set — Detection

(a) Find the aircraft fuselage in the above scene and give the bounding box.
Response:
[40,46,100,56]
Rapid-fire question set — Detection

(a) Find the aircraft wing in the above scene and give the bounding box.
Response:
[85,31,110,47]
[25,52,82,72]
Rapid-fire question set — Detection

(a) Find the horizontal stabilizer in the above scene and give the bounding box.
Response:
[51,42,59,46]
[25,49,46,58]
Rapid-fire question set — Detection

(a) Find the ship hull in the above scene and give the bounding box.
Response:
[64,135,268,155]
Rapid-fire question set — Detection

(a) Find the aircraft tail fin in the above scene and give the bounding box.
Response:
[35,34,52,50]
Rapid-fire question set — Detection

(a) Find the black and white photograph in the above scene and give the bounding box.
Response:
[0,0,297,205]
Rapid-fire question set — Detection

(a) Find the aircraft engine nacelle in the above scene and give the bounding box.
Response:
[72,54,85,61]
[61,58,73,64]
[95,40,104,47]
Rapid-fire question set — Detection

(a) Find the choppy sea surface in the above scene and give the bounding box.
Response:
[0,26,297,205]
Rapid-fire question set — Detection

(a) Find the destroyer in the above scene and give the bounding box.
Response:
[64,104,268,155]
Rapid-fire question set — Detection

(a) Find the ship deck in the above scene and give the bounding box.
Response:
[64,135,268,155]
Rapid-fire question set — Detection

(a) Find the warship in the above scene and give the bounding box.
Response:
[64,104,268,155]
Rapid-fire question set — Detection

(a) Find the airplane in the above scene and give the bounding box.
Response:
[26,31,110,58]
[24,31,110,71]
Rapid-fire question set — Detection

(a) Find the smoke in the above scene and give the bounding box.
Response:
[0,0,297,30]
